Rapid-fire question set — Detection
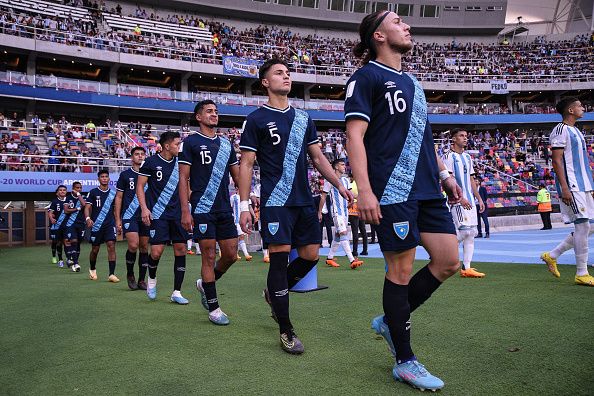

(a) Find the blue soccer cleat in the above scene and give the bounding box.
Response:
[195,279,209,311]
[147,285,157,301]
[371,315,396,357]
[393,359,445,392]
[170,294,189,305]
[208,307,230,326]
[57,260,64,268]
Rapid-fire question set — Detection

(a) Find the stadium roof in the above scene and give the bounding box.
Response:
[506,0,593,34]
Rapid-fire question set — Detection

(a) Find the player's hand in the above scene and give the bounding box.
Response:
[338,184,354,205]
[181,210,193,233]
[358,190,382,225]
[50,218,57,225]
[460,198,472,210]
[86,218,94,228]
[479,200,485,213]
[141,208,152,226]
[115,221,122,235]
[240,211,252,234]
[561,189,573,206]
[442,177,462,205]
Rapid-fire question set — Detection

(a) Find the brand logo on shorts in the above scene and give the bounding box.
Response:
[393,222,409,240]
[124,223,129,230]
[268,222,279,236]
[199,224,207,234]
[150,230,155,238]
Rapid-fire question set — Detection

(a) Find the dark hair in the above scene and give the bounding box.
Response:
[450,128,466,137]
[72,181,81,188]
[555,97,579,116]
[332,158,345,168]
[55,185,67,192]
[258,58,289,81]
[353,11,390,64]
[159,131,180,146]
[194,100,217,116]
[130,146,145,155]
[97,169,109,177]
[539,183,545,188]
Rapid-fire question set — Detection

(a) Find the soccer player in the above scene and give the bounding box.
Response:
[443,128,486,278]
[84,170,119,282]
[345,11,462,391]
[179,100,241,325]
[231,188,254,261]
[238,58,353,354]
[114,146,149,290]
[47,185,68,268]
[541,98,594,286]
[319,159,363,269]
[63,182,87,272]
[137,131,190,304]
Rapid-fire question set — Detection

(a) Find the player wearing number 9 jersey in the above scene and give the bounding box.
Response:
[345,11,463,392]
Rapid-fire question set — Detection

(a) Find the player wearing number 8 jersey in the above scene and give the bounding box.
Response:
[345,11,463,391]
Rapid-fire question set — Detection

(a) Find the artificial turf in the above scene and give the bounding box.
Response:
[0,243,592,395]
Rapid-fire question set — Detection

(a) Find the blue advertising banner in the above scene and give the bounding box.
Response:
[222,56,261,78]
[0,171,121,193]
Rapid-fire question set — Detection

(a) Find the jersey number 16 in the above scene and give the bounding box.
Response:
[385,90,407,114]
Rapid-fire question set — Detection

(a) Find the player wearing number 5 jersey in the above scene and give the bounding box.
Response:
[345,11,463,392]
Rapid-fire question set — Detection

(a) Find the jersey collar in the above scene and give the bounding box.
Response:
[197,131,218,140]
[157,153,174,163]
[369,60,403,75]
[263,104,291,113]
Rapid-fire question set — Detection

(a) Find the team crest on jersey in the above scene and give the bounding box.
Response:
[268,222,279,236]
[90,236,96,242]
[150,230,155,238]
[393,222,409,240]
[124,223,130,230]
[384,81,397,89]
[199,224,208,234]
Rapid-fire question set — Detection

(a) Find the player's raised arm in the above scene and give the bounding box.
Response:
[238,150,255,234]
[346,118,381,224]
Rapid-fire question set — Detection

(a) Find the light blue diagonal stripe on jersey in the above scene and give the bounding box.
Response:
[463,154,474,202]
[573,127,593,190]
[195,138,232,214]
[342,177,348,215]
[380,75,426,205]
[152,160,179,220]
[266,109,309,207]
[452,154,465,198]
[569,129,586,191]
[66,200,82,227]
[51,209,67,230]
[123,185,147,220]
[92,189,116,232]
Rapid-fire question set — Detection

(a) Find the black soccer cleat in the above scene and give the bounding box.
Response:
[137,280,147,290]
[280,329,304,355]
[263,288,278,323]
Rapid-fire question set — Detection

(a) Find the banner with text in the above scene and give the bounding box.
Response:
[222,56,262,78]
[0,171,120,193]
[490,79,508,94]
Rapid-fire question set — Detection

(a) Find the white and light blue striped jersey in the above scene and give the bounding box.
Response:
[550,123,594,192]
[443,151,475,205]
[323,176,350,217]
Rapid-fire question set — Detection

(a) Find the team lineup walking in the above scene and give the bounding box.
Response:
[32,10,592,394]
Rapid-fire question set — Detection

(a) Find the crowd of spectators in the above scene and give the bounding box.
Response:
[0,1,592,82]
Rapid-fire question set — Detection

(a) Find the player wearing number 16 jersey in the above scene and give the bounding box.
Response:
[345,11,463,391]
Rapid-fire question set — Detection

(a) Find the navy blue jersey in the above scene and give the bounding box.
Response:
[344,61,441,204]
[48,197,68,229]
[138,154,180,220]
[116,168,142,220]
[178,132,238,214]
[65,192,86,228]
[239,105,319,207]
[85,187,116,231]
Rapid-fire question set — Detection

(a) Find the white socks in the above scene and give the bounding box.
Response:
[458,229,476,270]
[263,249,269,257]
[148,277,157,288]
[239,240,249,256]
[327,239,340,260]
[340,238,355,262]
[187,240,193,250]
[573,221,590,276]
[550,226,594,259]
[171,290,182,297]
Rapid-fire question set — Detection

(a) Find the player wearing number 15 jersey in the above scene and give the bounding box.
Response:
[345,11,463,392]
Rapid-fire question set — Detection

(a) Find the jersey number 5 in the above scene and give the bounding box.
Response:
[385,90,407,114]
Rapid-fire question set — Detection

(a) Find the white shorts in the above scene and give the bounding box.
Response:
[235,223,244,236]
[333,214,348,234]
[560,191,594,224]
[450,204,478,230]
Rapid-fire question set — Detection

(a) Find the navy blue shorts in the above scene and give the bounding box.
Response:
[49,226,64,241]
[65,224,85,242]
[260,205,321,247]
[89,225,117,246]
[192,211,237,241]
[149,218,190,245]
[122,218,150,237]
[376,198,456,252]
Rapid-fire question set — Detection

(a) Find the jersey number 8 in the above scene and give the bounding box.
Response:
[385,90,407,114]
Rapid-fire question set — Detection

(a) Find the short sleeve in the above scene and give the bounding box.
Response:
[344,71,373,123]
[138,158,152,177]
[239,117,259,152]
[48,200,56,212]
[84,190,93,205]
[228,140,239,166]
[178,137,193,165]
[116,173,126,192]
[306,116,319,146]
[323,179,331,193]
[549,125,567,148]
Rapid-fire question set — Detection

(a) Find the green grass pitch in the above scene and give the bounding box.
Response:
[0,243,592,395]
